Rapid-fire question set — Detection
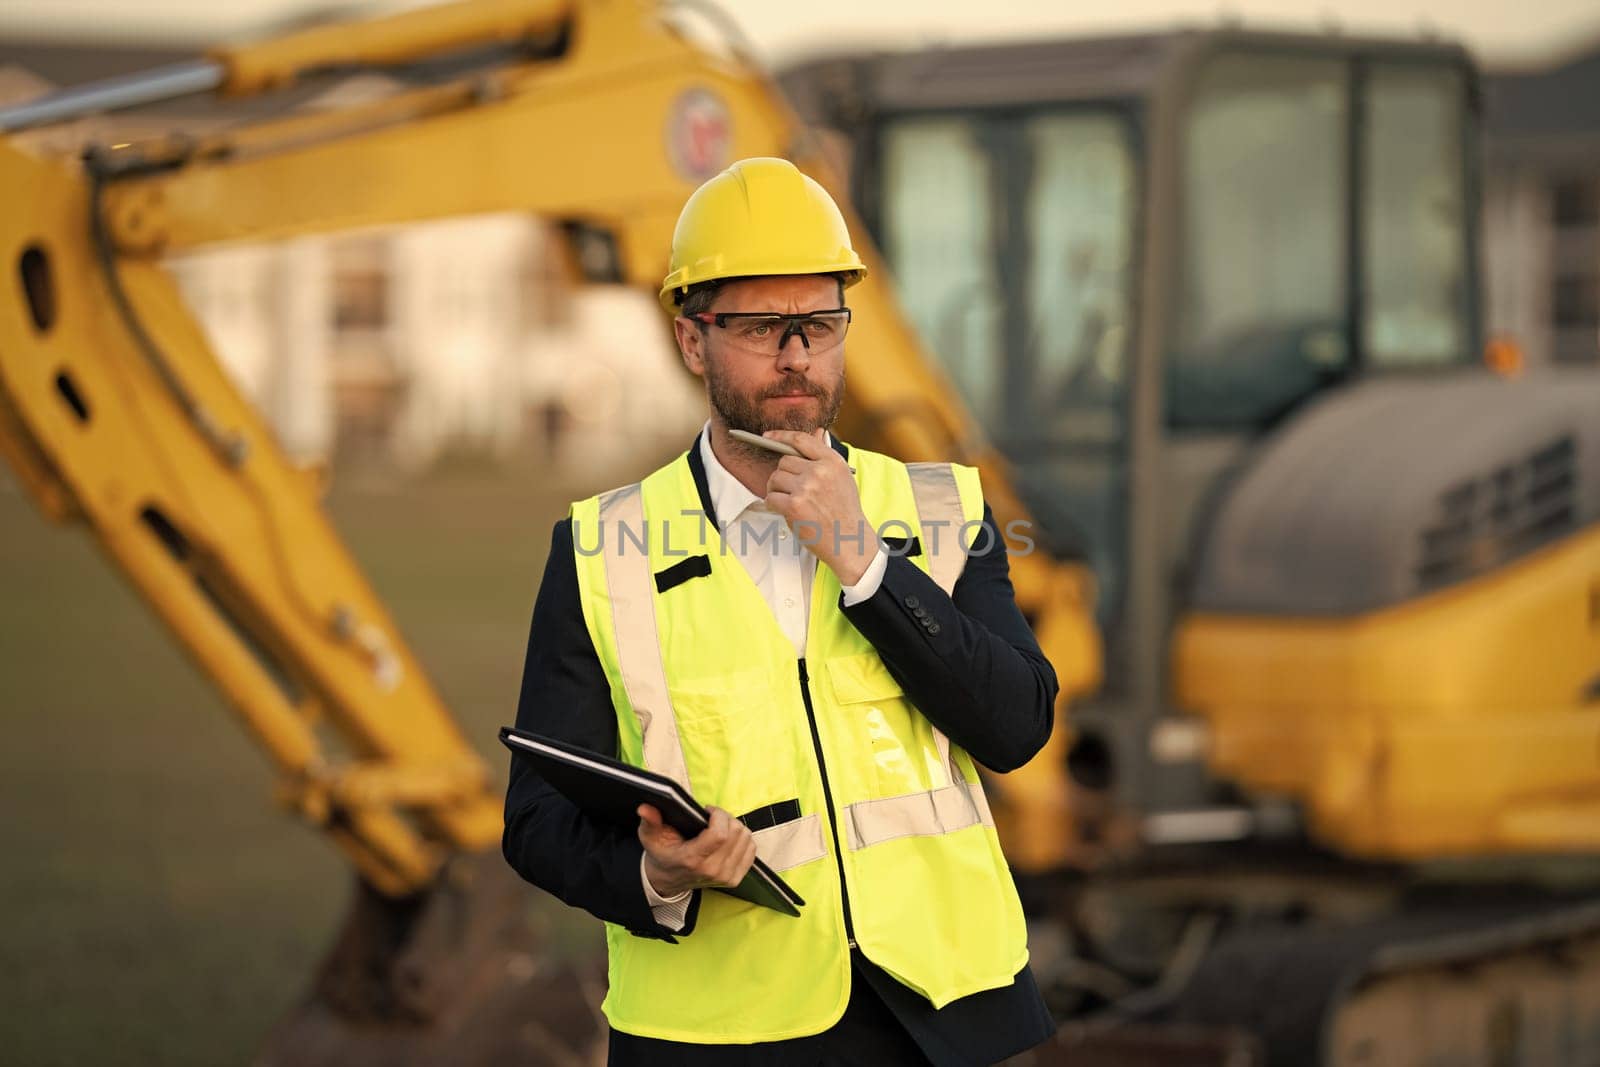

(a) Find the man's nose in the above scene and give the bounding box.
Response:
[775,331,811,370]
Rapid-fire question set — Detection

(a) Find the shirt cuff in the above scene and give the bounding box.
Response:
[641,853,692,932]
[839,544,889,606]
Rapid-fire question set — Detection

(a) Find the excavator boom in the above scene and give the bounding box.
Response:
[0,7,1100,1056]
[0,0,1099,904]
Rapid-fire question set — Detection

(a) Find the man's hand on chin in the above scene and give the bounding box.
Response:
[760,428,880,585]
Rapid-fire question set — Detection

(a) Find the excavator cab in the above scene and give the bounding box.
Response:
[792,35,1600,1063]
[796,27,1600,870]
[787,27,1477,690]
[788,33,1600,851]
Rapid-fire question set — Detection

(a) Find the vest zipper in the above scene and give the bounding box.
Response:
[797,657,857,951]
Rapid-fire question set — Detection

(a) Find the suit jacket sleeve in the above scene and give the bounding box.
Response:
[502,519,701,940]
[840,503,1058,772]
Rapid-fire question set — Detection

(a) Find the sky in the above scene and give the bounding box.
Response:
[1,0,1598,70]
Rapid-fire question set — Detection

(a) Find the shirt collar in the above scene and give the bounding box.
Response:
[698,420,765,527]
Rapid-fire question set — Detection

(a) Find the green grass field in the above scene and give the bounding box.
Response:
[0,465,635,1065]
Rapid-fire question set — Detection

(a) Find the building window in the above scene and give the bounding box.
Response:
[332,236,390,330]
[1551,178,1600,227]
[1552,276,1598,329]
[1548,177,1599,363]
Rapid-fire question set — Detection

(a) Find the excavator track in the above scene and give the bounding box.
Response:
[1172,892,1600,1066]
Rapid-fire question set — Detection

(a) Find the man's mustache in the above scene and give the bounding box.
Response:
[760,380,829,399]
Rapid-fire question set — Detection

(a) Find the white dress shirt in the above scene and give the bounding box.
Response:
[643,423,889,927]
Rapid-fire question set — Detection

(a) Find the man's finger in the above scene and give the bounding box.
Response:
[719,831,759,886]
[764,489,795,517]
[737,833,759,880]
[763,428,829,459]
[681,806,732,860]
[637,804,684,849]
[710,807,750,852]
[728,831,757,876]
[636,803,662,840]
[765,469,798,496]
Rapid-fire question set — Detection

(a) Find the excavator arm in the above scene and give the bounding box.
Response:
[0,0,1100,898]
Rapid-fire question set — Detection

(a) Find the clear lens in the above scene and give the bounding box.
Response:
[715,310,851,356]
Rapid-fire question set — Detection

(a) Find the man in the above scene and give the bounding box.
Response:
[503,157,1059,1065]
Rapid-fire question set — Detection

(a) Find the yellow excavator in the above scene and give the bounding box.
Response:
[1,1,1596,1063]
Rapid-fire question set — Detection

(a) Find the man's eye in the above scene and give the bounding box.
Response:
[803,319,836,338]
[743,322,776,338]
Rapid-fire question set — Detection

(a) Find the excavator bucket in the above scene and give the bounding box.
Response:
[258,856,607,1066]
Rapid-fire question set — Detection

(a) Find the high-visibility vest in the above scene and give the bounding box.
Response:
[569,442,1029,1042]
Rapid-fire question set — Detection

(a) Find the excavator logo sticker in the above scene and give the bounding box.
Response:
[667,88,732,182]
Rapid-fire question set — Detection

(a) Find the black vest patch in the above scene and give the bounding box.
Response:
[653,554,713,593]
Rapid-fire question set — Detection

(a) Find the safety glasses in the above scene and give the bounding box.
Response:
[687,308,852,357]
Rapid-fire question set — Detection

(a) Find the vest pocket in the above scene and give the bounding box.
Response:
[668,668,785,815]
[824,652,945,799]
[825,651,906,705]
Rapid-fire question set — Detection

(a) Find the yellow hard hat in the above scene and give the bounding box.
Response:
[659,157,868,312]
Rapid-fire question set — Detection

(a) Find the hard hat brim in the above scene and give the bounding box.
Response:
[659,264,868,313]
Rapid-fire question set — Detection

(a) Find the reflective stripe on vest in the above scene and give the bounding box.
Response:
[595,482,830,873]
[595,483,692,791]
[839,461,995,852]
[753,812,827,872]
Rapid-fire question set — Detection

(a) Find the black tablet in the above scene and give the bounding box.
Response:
[498,726,803,916]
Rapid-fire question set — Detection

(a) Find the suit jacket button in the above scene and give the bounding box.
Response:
[926,622,941,635]
[904,595,920,610]
[912,606,927,619]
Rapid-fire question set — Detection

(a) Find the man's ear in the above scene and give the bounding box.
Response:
[674,316,707,377]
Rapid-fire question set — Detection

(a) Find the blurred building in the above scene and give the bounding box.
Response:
[0,38,703,484]
[1483,42,1600,366]
[14,24,1594,481]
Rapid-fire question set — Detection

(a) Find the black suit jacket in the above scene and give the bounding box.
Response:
[503,434,1060,1065]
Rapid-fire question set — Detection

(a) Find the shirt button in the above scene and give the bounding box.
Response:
[904,595,920,610]
[779,527,789,540]
[784,597,795,608]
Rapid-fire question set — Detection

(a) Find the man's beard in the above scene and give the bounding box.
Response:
[705,356,845,437]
